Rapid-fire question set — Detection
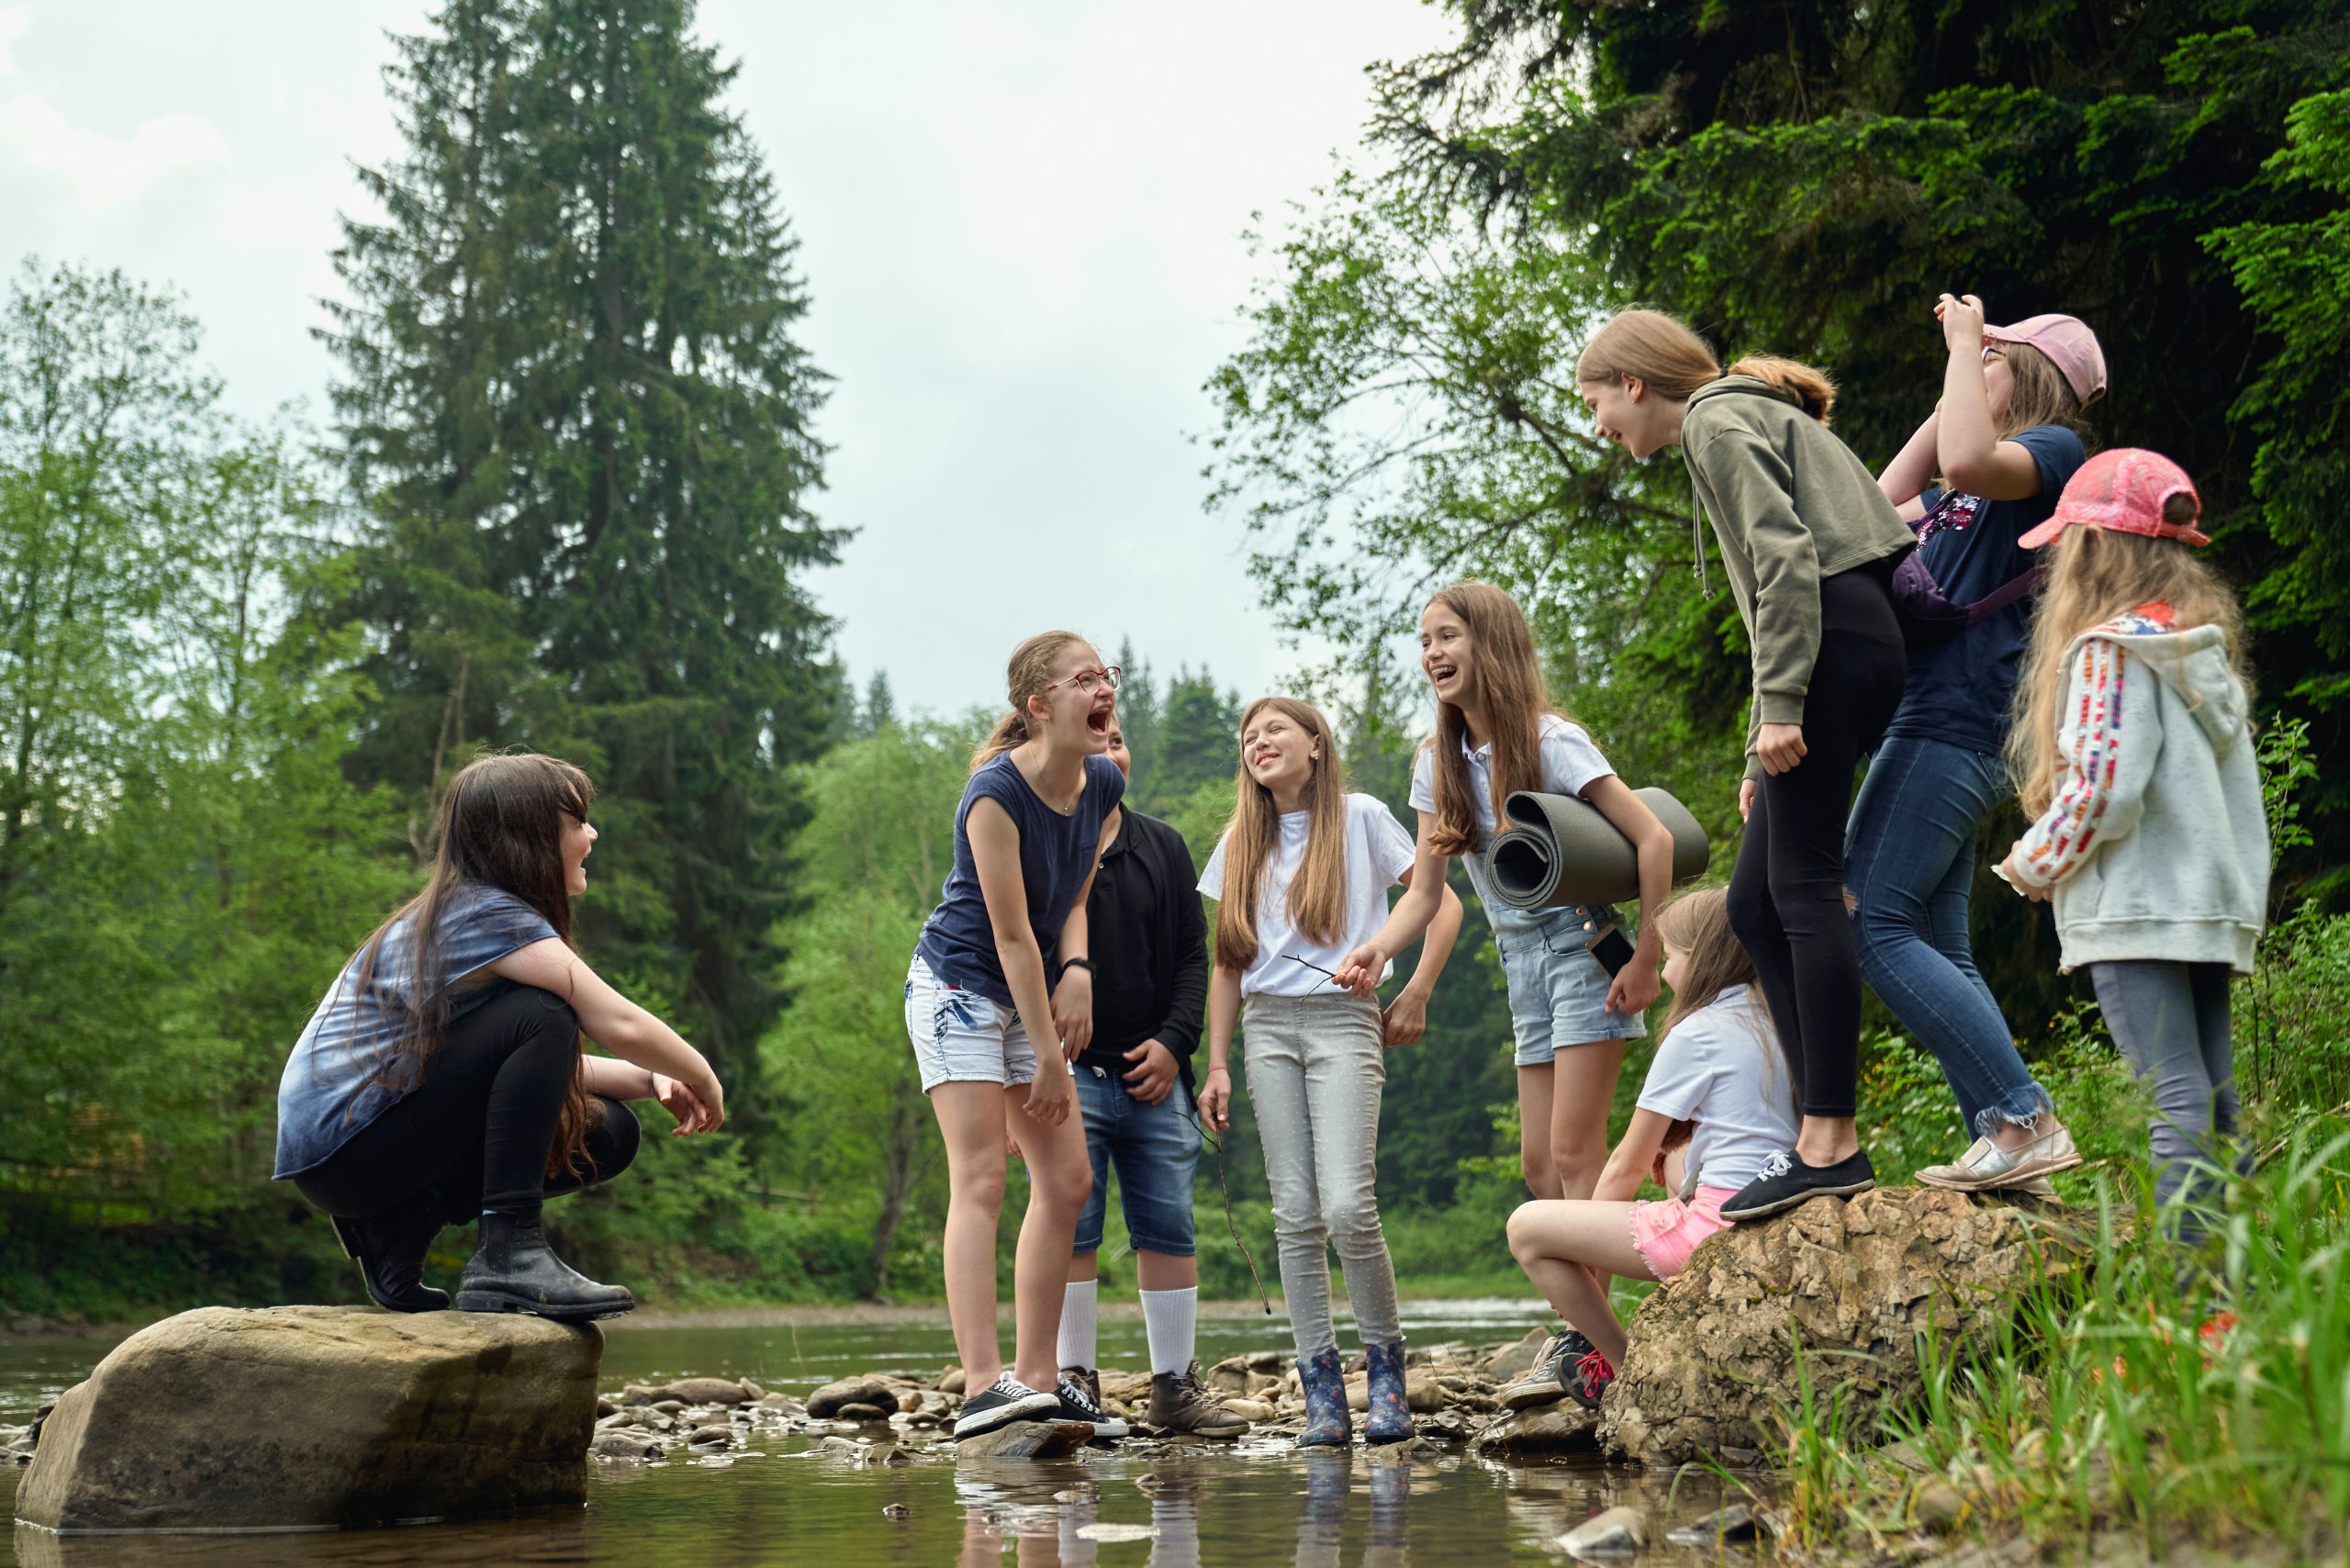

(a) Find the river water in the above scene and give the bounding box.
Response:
[3,1301,1772,1566]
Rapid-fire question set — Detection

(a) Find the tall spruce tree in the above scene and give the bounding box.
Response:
[324,0,839,1103]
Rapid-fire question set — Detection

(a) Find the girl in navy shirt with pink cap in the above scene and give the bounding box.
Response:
[1854,297,2104,1193]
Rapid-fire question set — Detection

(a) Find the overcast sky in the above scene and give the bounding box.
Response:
[0,0,1453,719]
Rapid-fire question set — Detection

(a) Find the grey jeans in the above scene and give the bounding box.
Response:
[2088,960,2240,1230]
[1242,991,1403,1360]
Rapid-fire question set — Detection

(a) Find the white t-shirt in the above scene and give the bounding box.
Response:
[1634,984,1798,1193]
[1198,793,1420,997]
[1407,712,1615,838]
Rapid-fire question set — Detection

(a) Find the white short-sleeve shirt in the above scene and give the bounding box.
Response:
[1407,712,1615,838]
[1198,792,1420,997]
[1634,984,1800,1193]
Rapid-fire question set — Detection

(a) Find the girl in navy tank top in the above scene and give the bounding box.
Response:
[904,632,1127,1440]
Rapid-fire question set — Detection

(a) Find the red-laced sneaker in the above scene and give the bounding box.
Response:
[1565,1349,1617,1410]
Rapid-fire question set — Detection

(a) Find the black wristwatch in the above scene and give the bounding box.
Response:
[1058,957,1094,981]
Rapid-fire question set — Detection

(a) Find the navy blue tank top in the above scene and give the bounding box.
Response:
[914,751,1125,1008]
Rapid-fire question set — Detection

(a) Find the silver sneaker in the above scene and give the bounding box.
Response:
[1916,1126,2083,1192]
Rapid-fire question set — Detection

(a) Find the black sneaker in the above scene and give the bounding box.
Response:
[1055,1369,1130,1439]
[952,1373,1058,1440]
[1563,1348,1617,1411]
[1719,1148,1877,1223]
[1499,1328,1594,1411]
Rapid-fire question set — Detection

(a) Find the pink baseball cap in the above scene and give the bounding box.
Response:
[1984,313,2106,404]
[2019,448,2210,550]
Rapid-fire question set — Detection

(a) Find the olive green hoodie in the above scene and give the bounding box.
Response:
[1680,376,1914,775]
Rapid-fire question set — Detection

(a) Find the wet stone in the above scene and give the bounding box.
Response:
[1559,1505,1648,1557]
[1667,1502,1759,1545]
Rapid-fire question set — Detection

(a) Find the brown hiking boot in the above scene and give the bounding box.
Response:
[1147,1361,1250,1439]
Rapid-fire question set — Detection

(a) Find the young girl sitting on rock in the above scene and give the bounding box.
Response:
[1498,888,1797,1410]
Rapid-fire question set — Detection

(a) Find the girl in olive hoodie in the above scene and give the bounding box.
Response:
[1577,308,1914,1221]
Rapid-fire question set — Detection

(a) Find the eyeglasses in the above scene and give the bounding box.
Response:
[1981,345,2006,364]
[1042,666,1123,697]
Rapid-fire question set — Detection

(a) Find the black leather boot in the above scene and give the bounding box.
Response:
[329,1198,450,1313]
[454,1211,633,1322]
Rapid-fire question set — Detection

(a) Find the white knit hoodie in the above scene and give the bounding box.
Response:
[2001,601,2269,972]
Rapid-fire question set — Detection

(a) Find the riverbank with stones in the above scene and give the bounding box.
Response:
[588,1327,1618,1466]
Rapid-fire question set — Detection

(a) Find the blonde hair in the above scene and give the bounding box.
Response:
[1990,341,2084,442]
[1651,888,1790,1148]
[1212,698,1348,969]
[1421,581,1568,856]
[1575,308,1836,424]
[2008,511,2253,814]
[971,631,1090,773]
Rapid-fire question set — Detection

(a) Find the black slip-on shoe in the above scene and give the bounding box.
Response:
[1719,1148,1877,1223]
[952,1374,1060,1440]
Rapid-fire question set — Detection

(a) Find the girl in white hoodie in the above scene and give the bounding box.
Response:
[1997,449,2268,1236]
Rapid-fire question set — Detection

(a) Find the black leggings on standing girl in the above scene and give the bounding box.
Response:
[1727,557,1908,1118]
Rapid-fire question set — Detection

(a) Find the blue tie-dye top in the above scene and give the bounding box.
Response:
[274,883,558,1179]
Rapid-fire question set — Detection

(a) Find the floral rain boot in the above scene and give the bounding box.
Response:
[1295,1346,1352,1449]
[1363,1339,1414,1444]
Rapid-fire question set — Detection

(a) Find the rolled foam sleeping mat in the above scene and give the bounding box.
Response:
[1486,788,1710,910]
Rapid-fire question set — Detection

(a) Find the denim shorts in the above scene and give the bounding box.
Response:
[1072,1064,1200,1256]
[1494,905,1647,1066]
[903,954,1037,1092]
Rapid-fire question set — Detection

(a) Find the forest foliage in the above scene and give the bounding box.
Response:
[4,0,2347,1316]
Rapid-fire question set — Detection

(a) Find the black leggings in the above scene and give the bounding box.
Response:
[1727,559,1908,1120]
[294,983,639,1224]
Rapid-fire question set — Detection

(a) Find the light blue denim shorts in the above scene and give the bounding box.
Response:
[1494,905,1647,1066]
[903,954,1038,1092]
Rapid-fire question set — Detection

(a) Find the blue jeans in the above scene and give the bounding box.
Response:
[1845,734,2052,1137]
[1071,1063,1200,1257]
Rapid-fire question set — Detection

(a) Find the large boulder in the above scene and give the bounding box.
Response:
[1599,1186,2092,1465]
[16,1305,601,1529]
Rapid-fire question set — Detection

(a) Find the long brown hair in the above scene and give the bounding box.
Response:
[1422,581,1567,856]
[1212,698,1348,969]
[1574,308,1836,424]
[1991,341,2085,442]
[1652,888,1788,1148]
[351,752,599,1179]
[2009,513,2252,814]
[971,631,1090,773]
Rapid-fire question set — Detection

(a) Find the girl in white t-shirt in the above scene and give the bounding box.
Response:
[1196,696,1463,1448]
[1409,582,1673,1214]
[1497,888,1797,1411]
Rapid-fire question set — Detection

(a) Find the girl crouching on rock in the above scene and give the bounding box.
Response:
[1196,697,1462,1447]
[275,752,726,1322]
[1499,888,1797,1410]
[907,633,1124,1441]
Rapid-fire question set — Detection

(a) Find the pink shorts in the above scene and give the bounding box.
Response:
[1630,1185,1737,1279]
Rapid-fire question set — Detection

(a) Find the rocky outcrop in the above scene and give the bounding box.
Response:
[16,1305,600,1530]
[1599,1186,2092,1465]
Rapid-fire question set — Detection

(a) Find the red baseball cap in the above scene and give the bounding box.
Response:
[2020,448,2210,550]
[1984,313,2106,404]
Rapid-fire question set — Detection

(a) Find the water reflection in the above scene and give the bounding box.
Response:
[12,1511,590,1567]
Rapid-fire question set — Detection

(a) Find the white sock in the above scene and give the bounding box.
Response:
[1141,1286,1198,1377]
[1056,1280,1098,1373]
